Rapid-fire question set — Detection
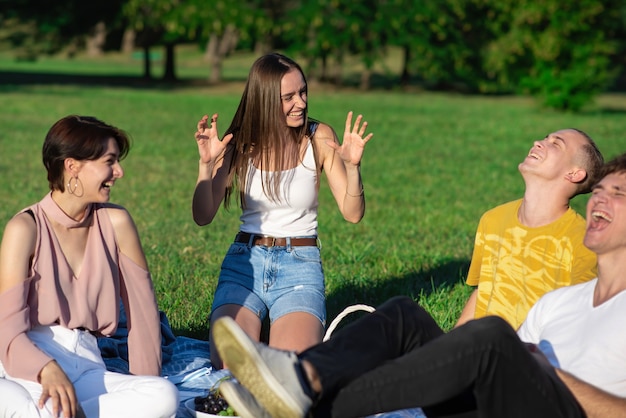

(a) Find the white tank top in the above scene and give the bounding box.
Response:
[239,141,318,237]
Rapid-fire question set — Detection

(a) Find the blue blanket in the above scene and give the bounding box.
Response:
[98,307,425,418]
[97,307,230,417]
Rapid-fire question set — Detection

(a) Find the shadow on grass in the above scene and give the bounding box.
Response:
[0,70,246,91]
[176,258,470,340]
[4,70,626,115]
[325,258,471,326]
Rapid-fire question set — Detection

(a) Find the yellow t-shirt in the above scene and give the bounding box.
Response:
[466,199,597,329]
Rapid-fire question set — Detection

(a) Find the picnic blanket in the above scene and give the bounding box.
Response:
[97,306,425,418]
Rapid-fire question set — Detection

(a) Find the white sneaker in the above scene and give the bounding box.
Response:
[220,380,272,418]
[213,317,313,418]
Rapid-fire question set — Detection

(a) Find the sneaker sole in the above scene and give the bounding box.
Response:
[220,381,267,418]
[213,317,304,418]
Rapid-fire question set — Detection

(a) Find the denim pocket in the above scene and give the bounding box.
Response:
[224,242,249,257]
[291,245,321,262]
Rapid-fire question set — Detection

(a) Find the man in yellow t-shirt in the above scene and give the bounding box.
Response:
[456,128,604,329]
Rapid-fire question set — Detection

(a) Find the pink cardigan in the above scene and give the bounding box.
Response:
[0,193,162,382]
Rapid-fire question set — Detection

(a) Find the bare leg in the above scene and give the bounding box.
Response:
[269,311,324,353]
[210,304,262,369]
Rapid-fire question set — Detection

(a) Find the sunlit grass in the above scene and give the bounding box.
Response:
[1,52,625,336]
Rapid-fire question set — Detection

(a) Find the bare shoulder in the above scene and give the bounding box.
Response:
[311,121,337,143]
[311,121,338,157]
[101,203,137,231]
[102,204,148,267]
[2,212,37,242]
[0,212,37,291]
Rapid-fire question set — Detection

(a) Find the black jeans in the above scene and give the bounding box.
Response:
[300,296,585,418]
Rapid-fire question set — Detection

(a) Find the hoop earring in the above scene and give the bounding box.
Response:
[67,176,84,197]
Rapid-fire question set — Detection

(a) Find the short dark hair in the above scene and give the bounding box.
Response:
[42,115,131,191]
[571,128,604,196]
[597,152,626,183]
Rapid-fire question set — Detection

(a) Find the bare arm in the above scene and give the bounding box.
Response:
[192,114,234,225]
[556,369,626,418]
[192,151,232,225]
[106,206,148,269]
[0,213,35,293]
[455,289,477,328]
[317,112,373,223]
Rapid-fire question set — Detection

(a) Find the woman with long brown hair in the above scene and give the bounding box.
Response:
[192,53,373,368]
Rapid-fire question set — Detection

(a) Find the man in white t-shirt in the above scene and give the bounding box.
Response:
[211,152,626,418]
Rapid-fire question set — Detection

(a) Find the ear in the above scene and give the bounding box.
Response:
[64,158,82,177]
[566,168,587,184]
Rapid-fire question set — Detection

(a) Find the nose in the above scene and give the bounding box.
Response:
[534,140,544,148]
[589,189,607,206]
[294,93,307,107]
[114,161,124,178]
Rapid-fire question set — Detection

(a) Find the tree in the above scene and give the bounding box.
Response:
[179,0,247,84]
[484,0,623,110]
[284,0,365,87]
[1,0,124,59]
[123,0,195,81]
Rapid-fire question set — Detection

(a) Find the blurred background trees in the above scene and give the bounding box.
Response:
[1,0,625,111]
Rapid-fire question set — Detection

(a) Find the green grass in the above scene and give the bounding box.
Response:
[1,50,625,338]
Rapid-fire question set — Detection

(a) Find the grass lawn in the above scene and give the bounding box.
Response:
[1,48,625,338]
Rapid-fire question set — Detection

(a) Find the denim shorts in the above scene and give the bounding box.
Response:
[211,239,326,326]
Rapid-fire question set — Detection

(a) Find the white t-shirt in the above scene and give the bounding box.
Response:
[518,278,626,397]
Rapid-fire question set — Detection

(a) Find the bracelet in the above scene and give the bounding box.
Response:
[346,188,364,197]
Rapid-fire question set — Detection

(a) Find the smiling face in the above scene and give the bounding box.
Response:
[584,171,626,255]
[73,137,124,202]
[280,69,307,128]
[518,129,589,182]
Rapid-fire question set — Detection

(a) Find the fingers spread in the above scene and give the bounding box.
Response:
[352,114,363,133]
[344,111,354,131]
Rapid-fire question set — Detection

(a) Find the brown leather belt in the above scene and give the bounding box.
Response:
[235,232,318,247]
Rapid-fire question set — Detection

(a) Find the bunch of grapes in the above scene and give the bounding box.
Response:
[194,391,237,416]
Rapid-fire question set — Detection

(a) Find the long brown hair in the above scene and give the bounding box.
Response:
[223,53,318,209]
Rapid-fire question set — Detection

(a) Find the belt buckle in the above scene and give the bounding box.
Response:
[270,237,277,247]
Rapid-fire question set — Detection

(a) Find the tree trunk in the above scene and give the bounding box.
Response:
[206,25,239,84]
[206,35,221,84]
[163,43,176,81]
[400,45,411,86]
[320,53,328,82]
[220,24,238,56]
[86,21,106,57]
[332,53,343,86]
[359,68,371,91]
[143,45,152,80]
[205,34,217,62]
[121,28,135,54]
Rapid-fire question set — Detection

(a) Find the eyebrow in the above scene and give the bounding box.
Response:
[544,134,567,146]
[593,182,626,192]
[280,85,307,99]
[102,151,119,159]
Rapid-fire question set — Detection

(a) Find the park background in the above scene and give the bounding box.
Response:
[1,0,625,337]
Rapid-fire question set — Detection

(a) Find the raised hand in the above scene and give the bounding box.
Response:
[195,113,233,165]
[327,111,373,167]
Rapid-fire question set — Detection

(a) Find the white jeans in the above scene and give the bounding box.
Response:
[0,325,178,418]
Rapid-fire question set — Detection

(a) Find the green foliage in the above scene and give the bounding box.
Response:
[521,58,614,112]
[484,0,622,110]
[4,0,626,110]
[1,0,124,54]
